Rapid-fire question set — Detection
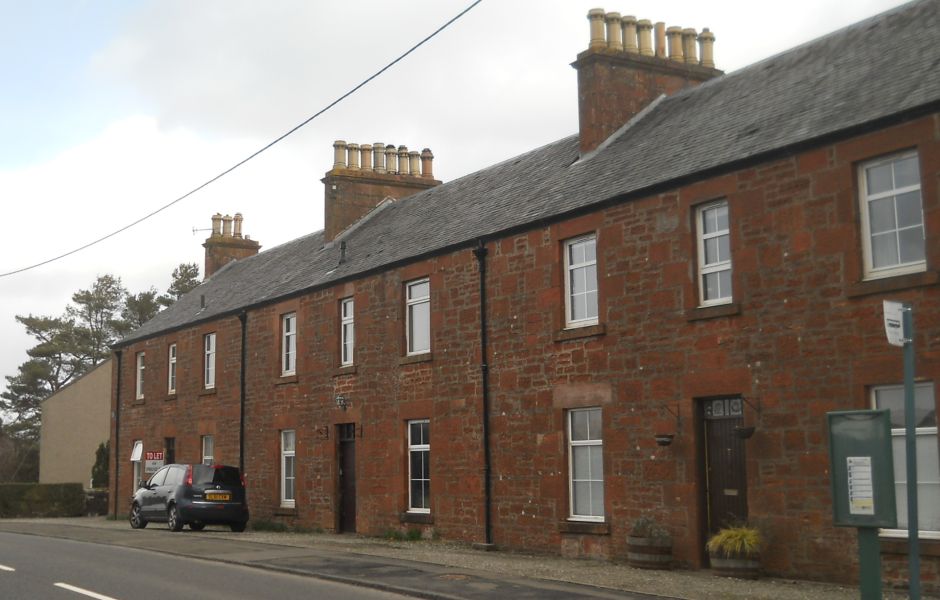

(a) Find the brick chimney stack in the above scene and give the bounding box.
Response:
[322,140,442,242]
[203,212,261,278]
[573,9,722,155]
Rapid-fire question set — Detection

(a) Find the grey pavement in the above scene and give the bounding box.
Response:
[0,517,926,600]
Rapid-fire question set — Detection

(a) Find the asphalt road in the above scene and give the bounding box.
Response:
[0,531,413,600]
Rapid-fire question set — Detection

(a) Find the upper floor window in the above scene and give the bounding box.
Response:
[408,419,430,513]
[873,382,938,537]
[281,313,297,376]
[564,235,598,327]
[204,333,216,389]
[568,407,604,521]
[167,344,177,394]
[135,352,145,400]
[696,201,732,306]
[341,298,354,366]
[859,152,925,279]
[406,279,430,355]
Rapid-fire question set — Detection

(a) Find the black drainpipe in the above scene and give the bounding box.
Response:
[472,239,493,546]
[112,349,123,520]
[238,312,248,473]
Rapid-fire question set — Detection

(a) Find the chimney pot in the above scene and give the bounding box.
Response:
[347,143,360,170]
[621,15,638,53]
[420,148,434,179]
[409,151,420,177]
[698,28,716,68]
[211,213,223,236]
[666,26,684,61]
[373,142,386,174]
[587,8,606,49]
[333,140,347,169]
[636,20,653,56]
[682,28,698,63]
[233,213,243,238]
[222,214,233,237]
[398,146,410,175]
[605,12,622,51]
[654,22,666,58]
[385,143,398,174]
[360,144,373,172]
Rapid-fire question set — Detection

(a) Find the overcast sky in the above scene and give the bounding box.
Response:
[0,0,909,398]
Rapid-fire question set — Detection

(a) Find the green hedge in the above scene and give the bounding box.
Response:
[0,483,85,518]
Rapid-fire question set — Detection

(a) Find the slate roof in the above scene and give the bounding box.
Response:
[119,0,940,346]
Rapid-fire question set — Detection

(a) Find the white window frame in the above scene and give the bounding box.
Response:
[872,382,939,539]
[407,419,430,513]
[281,312,297,376]
[131,440,143,486]
[204,333,216,390]
[201,435,214,466]
[568,407,604,521]
[167,343,177,394]
[280,430,296,508]
[341,298,354,366]
[564,234,599,328]
[696,200,733,306]
[135,352,145,400]
[858,151,926,280]
[406,279,430,355]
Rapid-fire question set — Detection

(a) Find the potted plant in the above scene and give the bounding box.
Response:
[626,515,672,569]
[706,525,761,579]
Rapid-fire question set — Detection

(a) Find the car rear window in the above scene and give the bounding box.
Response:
[192,464,242,486]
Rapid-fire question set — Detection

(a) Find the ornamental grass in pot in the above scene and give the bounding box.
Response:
[706,525,762,579]
[626,515,673,570]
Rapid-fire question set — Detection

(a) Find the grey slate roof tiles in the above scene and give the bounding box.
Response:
[119,0,940,346]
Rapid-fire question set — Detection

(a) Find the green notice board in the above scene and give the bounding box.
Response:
[827,410,897,528]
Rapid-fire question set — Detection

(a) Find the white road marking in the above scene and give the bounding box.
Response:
[0,563,15,571]
[54,582,120,600]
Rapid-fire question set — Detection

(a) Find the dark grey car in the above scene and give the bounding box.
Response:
[129,463,249,532]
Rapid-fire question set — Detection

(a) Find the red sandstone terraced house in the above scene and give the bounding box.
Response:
[110,2,940,591]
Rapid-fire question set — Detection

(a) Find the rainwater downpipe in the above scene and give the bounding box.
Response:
[112,349,122,520]
[238,312,248,473]
[472,239,493,546]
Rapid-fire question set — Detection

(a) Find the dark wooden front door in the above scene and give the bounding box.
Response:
[337,423,357,533]
[702,397,748,533]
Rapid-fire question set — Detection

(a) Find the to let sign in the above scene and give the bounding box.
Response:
[145,451,165,474]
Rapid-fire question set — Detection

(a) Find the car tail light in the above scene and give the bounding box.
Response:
[184,464,193,486]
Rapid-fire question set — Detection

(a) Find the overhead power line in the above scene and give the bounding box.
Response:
[0,0,483,279]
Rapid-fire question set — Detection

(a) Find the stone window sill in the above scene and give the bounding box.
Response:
[879,536,940,557]
[276,374,298,386]
[846,271,939,298]
[400,512,434,525]
[333,365,358,377]
[558,520,610,535]
[273,507,297,517]
[686,302,741,322]
[400,352,433,366]
[198,387,217,397]
[554,323,606,343]
[165,394,177,402]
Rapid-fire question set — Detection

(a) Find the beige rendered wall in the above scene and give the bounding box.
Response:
[39,360,111,487]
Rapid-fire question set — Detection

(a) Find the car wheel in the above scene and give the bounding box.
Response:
[129,503,148,529]
[229,522,247,533]
[189,522,206,531]
[167,504,184,532]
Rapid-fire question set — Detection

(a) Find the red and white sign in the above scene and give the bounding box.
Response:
[145,451,164,461]
[145,451,165,474]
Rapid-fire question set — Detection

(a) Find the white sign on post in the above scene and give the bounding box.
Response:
[883,300,905,347]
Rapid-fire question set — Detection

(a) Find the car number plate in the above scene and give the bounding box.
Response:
[206,492,230,501]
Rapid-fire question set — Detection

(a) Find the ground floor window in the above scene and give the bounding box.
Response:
[568,407,604,521]
[201,435,214,466]
[164,437,176,465]
[873,382,939,537]
[408,419,430,513]
[281,430,296,508]
[131,440,143,486]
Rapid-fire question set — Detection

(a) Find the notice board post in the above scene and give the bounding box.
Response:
[828,409,896,600]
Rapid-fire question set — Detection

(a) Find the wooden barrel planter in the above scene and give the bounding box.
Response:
[709,554,761,579]
[626,535,673,570]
